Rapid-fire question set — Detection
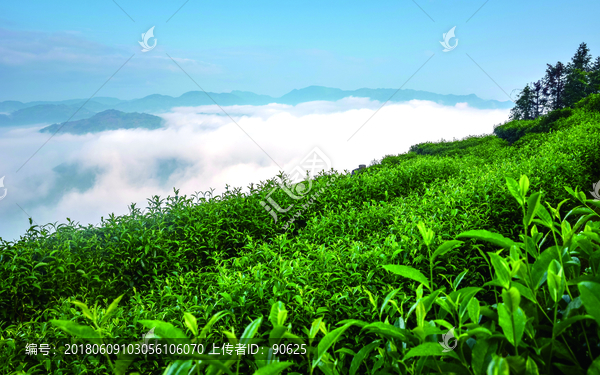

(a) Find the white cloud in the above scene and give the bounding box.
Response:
[0,99,510,241]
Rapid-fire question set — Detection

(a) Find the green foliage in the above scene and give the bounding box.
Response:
[574,93,600,113]
[1,100,600,374]
[494,107,573,145]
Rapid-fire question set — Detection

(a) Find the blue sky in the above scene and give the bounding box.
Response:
[2,0,599,102]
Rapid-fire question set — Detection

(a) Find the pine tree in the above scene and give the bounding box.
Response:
[510,84,535,120]
[588,56,600,95]
[543,61,567,110]
[564,43,592,107]
[531,80,547,118]
[570,42,592,72]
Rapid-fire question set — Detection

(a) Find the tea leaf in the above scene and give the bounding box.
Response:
[432,240,463,263]
[547,260,565,303]
[489,253,511,289]
[100,294,125,326]
[269,301,288,327]
[524,192,542,227]
[163,360,193,375]
[578,281,600,325]
[553,315,594,337]
[501,286,521,313]
[506,177,524,206]
[361,322,410,341]
[487,354,510,375]
[453,269,469,291]
[498,304,526,348]
[240,317,263,346]
[468,297,480,324]
[71,301,94,322]
[382,264,429,289]
[525,356,540,375]
[349,341,380,375]
[253,361,294,375]
[198,310,232,341]
[457,230,519,250]
[49,320,102,345]
[404,342,459,360]
[380,288,401,318]
[183,312,198,337]
[311,322,354,369]
[588,354,600,375]
[519,175,530,199]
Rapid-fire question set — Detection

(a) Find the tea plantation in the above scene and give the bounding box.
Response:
[1,94,600,374]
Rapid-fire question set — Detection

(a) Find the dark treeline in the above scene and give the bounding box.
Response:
[510,42,600,120]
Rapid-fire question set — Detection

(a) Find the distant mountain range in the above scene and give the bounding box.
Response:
[0,86,514,129]
[39,109,164,135]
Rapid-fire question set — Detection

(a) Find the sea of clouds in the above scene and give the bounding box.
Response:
[0,97,510,242]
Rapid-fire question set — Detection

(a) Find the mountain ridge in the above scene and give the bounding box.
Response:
[38,109,164,135]
[0,86,514,127]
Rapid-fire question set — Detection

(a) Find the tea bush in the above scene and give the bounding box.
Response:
[1,100,600,374]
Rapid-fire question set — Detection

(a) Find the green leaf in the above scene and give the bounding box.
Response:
[49,320,102,345]
[547,259,565,303]
[205,360,235,375]
[468,297,480,324]
[519,175,530,200]
[512,282,535,303]
[456,287,483,319]
[100,294,125,326]
[457,230,518,250]
[361,322,409,341]
[506,177,524,206]
[553,315,595,337]
[198,310,232,341]
[417,222,434,247]
[501,286,521,313]
[183,312,198,337]
[531,246,561,289]
[380,288,401,318]
[525,356,540,375]
[578,282,600,326]
[163,360,193,375]
[240,317,263,346]
[525,192,542,227]
[588,354,600,375]
[382,264,429,289]
[472,339,494,375]
[535,204,554,228]
[453,269,468,291]
[488,253,511,289]
[498,304,526,348]
[349,342,380,375]
[404,342,459,360]
[432,240,463,263]
[487,354,510,375]
[309,317,324,343]
[71,300,94,322]
[253,361,294,375]
[312,322,354,369]
[269,301,288,327]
